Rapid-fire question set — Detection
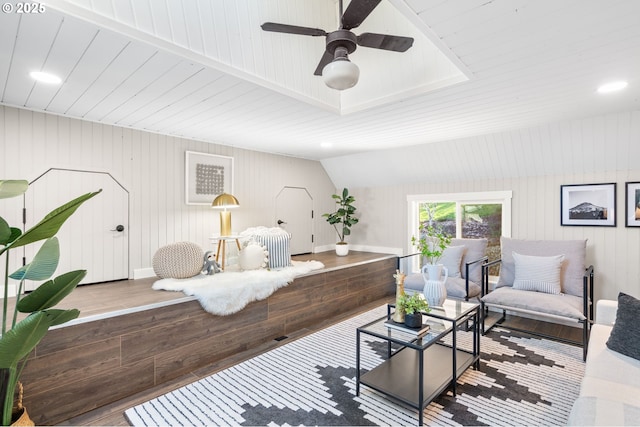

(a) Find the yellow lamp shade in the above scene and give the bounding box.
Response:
[212,193,239,208]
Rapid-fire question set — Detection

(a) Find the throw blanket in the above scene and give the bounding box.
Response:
[152,260,324,315]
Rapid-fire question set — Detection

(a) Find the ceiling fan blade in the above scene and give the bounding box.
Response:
[261,22,327,37]
[341,0,382,30]
[313,51,334,76]
[357,33,414,52]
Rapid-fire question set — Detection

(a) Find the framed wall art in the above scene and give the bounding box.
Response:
[560,183,616,227]
[625,181,640,227]
[185,151,234,205]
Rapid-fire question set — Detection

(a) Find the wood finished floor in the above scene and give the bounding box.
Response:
[60,296,396,426]
[6,251,393,322]
[60,314,583,425]
[8,249,580,426]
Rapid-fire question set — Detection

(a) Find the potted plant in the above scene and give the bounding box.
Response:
[322,188,359,256]
[0,180,99,426]
[397,293,430,328]
[411,224,451,281]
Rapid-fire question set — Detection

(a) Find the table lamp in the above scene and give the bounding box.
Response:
[212,193,239,236]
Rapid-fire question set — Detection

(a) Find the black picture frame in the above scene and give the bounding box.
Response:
[560,183,616,227]
[625,182,640,227]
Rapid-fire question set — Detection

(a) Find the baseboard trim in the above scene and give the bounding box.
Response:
[133,267,156,279]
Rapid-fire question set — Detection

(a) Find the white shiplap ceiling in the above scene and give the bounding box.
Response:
[1,0,638,161]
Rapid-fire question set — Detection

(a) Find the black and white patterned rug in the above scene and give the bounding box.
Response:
[125,305,585,426]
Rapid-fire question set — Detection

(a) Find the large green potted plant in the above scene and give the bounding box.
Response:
[322,188,359,256]
[0,180,99,426]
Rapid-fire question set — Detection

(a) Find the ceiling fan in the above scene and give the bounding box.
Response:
[261,0,414,90]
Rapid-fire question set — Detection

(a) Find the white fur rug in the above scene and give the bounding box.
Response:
[152,261,325,316]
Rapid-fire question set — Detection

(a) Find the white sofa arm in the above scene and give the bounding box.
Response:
[595,299,618,325]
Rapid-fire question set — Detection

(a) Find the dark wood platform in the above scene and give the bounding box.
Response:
[18,251,397,425]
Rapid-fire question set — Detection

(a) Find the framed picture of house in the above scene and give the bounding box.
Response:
[560,183,616,227]
[185,151,234,205]
[625,182,640,227]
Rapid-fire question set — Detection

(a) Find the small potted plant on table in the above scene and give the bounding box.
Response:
[397,293,430,328]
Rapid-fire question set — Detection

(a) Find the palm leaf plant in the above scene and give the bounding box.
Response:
[0,179,100,425]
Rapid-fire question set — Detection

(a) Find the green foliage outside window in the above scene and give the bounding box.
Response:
[416,201,502,275]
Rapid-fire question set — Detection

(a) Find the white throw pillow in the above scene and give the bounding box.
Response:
[512,252,564,294]
[439,245,466,278]
[239,243,269,270]
[239,227,292,269]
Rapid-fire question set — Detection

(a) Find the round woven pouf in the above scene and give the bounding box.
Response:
[152,242,204,279]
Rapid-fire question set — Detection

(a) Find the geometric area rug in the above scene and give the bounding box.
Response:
[125,305,585,426]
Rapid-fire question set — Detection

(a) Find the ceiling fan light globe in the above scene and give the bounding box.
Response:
[322,59,360,90]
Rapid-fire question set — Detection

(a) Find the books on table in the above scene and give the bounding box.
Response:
[384,319,430,337]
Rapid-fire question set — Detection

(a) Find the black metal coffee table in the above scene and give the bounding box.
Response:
[356,299,480,426]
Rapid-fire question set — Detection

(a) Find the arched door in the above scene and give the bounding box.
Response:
[275,187,313,255]
[23,169,129,289]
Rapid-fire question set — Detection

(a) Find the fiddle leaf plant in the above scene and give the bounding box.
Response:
[0,179,100,425]
[323,188,359,244]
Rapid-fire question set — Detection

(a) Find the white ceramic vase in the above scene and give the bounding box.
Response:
[421,264,448,307]
[335,243,349,256]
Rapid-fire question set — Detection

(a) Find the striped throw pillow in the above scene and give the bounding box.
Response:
[254,232,292,269]
[512,252,564,294]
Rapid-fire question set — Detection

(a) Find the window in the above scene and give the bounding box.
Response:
[407,191,512,274]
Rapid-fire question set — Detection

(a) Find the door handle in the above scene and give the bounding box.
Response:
[277,220,286,225]
[111,225,125,232]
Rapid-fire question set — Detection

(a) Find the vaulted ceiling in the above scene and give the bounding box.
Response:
[1,0,638,161]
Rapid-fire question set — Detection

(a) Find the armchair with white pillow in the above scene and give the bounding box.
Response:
[400,238,488,302]
[480,237,594,361]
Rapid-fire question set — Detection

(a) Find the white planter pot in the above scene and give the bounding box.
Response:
[422,264,448,282]
[421,264,448,307]
[335,243,349,256]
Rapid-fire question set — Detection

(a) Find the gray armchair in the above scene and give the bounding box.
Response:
[480,237,594,361]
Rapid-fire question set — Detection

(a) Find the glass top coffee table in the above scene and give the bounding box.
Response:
[356,299,481,426]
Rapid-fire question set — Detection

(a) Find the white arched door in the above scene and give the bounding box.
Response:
[275,187,313,255]
[23,169,129,289]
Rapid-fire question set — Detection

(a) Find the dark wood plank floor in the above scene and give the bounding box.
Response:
[6,251,393,322]
[59,307,583,426]
[59,295,397,426]
[488,312,584,343]
[6,249,579,426]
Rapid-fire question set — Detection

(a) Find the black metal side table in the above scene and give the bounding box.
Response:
[356,299,480,426]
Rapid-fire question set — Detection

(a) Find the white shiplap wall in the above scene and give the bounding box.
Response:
[3,104,639,303]
[344,111,640,303]
[0,105,338,283]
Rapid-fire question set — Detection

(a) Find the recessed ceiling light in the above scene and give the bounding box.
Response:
[597,81,628,94]
[30,71,62,84]
[320,142,333,149]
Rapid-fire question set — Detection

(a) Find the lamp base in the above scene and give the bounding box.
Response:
[219,211,232,236]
